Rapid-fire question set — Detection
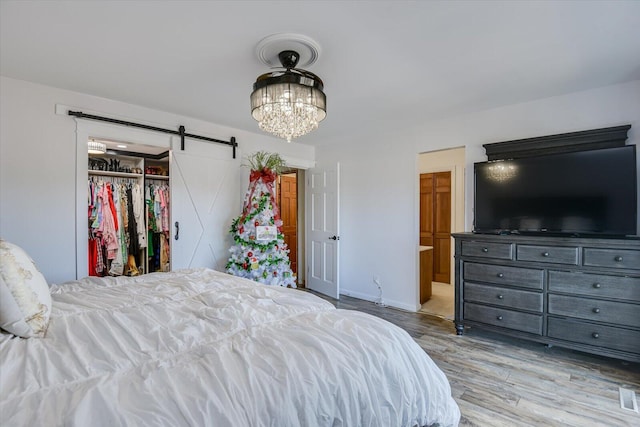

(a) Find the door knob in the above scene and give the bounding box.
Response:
[175,221,180,240]
[328,235,339,240]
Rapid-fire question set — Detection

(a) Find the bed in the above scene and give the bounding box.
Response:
[0,263,460,426]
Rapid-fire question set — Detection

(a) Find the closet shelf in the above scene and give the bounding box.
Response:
[89,170,143,179]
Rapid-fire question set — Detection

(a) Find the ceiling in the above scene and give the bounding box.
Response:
[2,1,640,146]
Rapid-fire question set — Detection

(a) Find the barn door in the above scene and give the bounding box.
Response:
[171,139,236,271]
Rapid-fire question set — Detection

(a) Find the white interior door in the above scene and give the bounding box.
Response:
[171,138,237,271]
[306,162,340,298]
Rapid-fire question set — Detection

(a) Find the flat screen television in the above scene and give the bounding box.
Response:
[474,145,638,237]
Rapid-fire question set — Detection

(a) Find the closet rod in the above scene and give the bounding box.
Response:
[68,110,237,159]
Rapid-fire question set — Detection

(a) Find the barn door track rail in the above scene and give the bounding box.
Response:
[68,110,237,158]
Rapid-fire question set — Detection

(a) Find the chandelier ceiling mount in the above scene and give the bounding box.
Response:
[255,33,321,68]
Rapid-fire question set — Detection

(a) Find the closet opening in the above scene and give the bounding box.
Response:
[87,139,171,277]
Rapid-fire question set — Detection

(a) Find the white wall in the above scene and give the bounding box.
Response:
[0,76,314,284]
[317,80,640,311]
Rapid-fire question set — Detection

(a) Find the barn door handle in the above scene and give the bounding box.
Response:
[328,235,340,240]
[175,221,180,240]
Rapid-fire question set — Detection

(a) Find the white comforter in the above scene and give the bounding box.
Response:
[0,268,460,426]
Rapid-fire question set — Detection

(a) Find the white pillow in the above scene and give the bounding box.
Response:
[0,240,51,337]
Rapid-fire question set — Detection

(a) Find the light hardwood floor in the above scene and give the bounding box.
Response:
[307,290,640,426]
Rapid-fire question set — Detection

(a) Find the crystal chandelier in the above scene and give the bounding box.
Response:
[251,50,326,143]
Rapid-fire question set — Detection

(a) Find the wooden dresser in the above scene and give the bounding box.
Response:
[453,232,640,362]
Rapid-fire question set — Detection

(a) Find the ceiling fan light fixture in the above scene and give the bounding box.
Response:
[250,43,326,143]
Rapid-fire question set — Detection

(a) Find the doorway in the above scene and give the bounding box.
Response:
[277,169,305,287]
[278,171,298,275]
[417,147,465,319]
[74,120,173,279]
[420,171,451,284]
[87,140,170,277]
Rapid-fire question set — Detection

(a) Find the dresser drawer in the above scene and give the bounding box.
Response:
[548,271,640,301]
[463,262,543,290]
[465,303,542,335]
[548,317,640,355]
[548,295,640,328]
[461,241,513,260]
[464,282,543,312]
[583,248,640,270]
[517,245,578,265]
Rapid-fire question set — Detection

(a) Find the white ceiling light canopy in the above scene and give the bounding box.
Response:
[250,33,326,143]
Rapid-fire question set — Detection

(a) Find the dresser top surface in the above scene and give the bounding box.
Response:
[453,232,640,248]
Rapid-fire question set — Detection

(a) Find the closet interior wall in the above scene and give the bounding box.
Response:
[88,150,170,277]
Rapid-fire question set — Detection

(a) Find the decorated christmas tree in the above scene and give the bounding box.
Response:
[226,151,296,287]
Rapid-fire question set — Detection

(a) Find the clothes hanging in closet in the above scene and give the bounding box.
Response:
[146,182,170,273]
[88,179,146,276]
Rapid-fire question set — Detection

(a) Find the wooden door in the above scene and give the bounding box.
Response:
[433,172,451,283]
[278,172,298,275]
[420,172,451,284]
[420,174,434,247]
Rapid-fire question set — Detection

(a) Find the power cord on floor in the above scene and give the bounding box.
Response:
[374,278,387,308]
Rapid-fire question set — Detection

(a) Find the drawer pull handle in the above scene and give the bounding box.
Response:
[593,283,601,289]
[497,294,504,300]
[614,256,623,262]
[593,308,600,314]
[482,247,489,253]
[496,315,503,321]
[592,332,599,339]
[497,273,504,278]
[542,252,549,257]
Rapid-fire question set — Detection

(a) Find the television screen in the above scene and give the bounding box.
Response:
[474,145,637,237]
